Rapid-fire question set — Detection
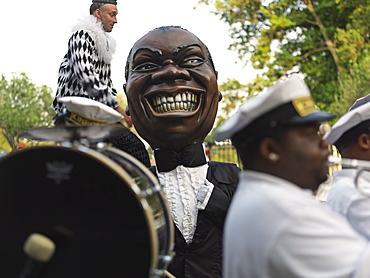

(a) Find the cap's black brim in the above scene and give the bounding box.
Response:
[285,111,336,125]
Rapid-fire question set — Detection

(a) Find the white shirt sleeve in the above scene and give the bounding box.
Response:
[347,197,370,240]
[269,212,370,278]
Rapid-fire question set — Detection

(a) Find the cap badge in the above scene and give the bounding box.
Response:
[292,96,319,117]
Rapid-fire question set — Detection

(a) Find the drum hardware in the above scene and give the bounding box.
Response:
[141,184,163,199]
[19,233,56,278]
[159,254,175,278]
[164,270,176,278]
[19,125,129,143]
[328,155,370,197]
[97,147,175,271]
[159,254,174,265]
[95,141,110,150]
[151,268,176,278]
[150,268,176,278]
[60,140,87,149]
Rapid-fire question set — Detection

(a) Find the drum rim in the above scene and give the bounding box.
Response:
[100,147,175,271]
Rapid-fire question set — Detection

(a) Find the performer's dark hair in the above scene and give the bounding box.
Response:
[90,3,105,14]
[124,26,217,81]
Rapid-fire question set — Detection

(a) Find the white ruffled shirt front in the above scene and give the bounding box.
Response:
[157,163,214,244]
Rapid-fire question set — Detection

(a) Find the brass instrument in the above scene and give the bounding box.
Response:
[328,156,370,197]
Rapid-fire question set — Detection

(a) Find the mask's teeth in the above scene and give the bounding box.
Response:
[152,92,198,113]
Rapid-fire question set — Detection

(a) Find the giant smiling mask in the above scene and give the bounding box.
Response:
[124,26,222,153]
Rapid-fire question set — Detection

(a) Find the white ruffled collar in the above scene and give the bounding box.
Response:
[71,15,116,64]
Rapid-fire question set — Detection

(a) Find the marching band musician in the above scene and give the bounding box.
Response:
[216,75,370,278]
[123,26,240,278]
[324,96,370,240]
[51,0,150,167]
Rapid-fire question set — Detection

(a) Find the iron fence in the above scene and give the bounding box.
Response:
[205,140,241,167]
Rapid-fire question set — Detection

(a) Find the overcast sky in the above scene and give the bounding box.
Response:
[1,0,256,95]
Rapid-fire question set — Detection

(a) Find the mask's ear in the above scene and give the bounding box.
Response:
[218,91,223,102]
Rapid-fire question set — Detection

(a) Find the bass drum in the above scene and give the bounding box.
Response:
[0,145,173,278]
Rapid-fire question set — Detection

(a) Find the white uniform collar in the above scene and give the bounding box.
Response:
[241,170,314,195]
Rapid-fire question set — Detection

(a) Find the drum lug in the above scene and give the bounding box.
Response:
[141,184,162,198]
[60,139,90,149]
[95,142,110,151]
[149,269,165,278]
[60,141,73,148]
[159,254,174,271]
[159,254,173,265]
[149,255,174,277]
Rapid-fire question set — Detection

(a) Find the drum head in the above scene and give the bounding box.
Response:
[0,146,152,277]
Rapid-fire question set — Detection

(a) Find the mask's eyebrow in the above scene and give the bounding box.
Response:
[132,47,162,60]
[132,43,203,59]
[174,43,202,55]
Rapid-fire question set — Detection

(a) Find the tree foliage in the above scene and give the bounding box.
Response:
[218,78,249,120]
[198,0,370,112]
[0,73,54,150]
[204,78,249,142]
[332,4,370,119]
[332,50,370,118]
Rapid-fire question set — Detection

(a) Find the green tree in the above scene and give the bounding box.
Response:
[218,78,248,121]
[0,73,54,150]
[204,78,248,142]
[198,0,370,111]
[331,50,370,118]
[0,133,10,153]
[331,4,370,118]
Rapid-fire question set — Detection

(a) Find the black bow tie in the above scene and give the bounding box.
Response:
[154,143,207,172]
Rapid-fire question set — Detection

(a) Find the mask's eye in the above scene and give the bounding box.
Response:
[132,62,160,72]
[181,56,207,68]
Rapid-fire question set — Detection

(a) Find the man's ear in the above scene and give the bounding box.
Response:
[357,133,370,150]
[259,137,281,163]
[94,9,101,19]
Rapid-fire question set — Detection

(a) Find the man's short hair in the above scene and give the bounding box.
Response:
[90,3,105,15]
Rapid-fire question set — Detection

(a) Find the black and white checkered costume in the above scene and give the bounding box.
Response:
[52,15,118,113]
[51,16,151,168]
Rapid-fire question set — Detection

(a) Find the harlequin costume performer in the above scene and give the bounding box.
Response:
[51,0,150,168]
[52,0,120,116]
